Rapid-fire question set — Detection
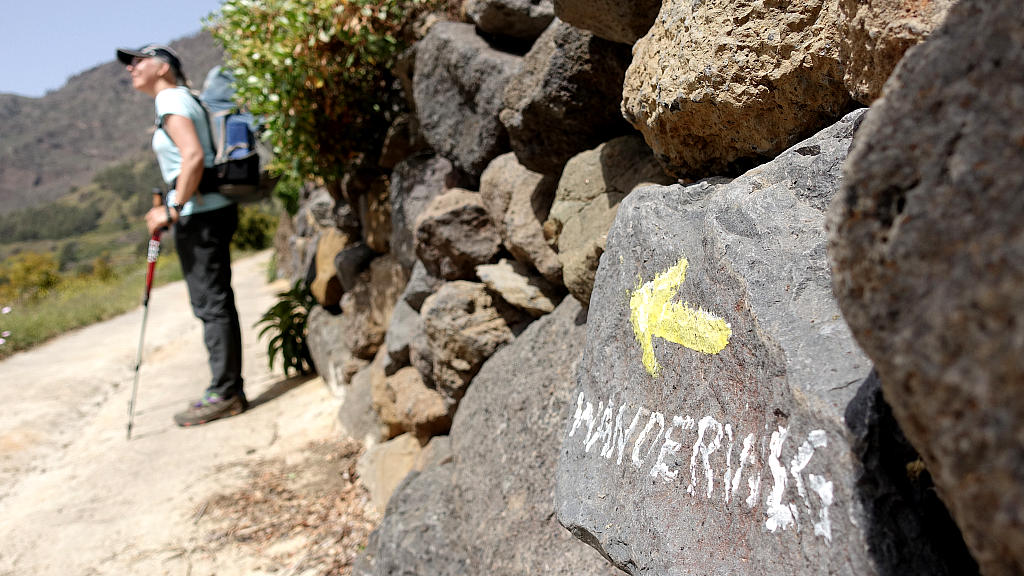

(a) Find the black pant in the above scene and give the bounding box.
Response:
[173,204,244,400]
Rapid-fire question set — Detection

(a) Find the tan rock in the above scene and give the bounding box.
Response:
[340,254,409,360]
[622,0,855,178]
[479,153,561,283]
[839,0,954,104]
[546,135,673,304]
[372,366,452,442]
[309,228,351,308]
[356,433,423,514]
[476,259,561,317]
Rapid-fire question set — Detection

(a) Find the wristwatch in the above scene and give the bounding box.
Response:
[172,202,186,214]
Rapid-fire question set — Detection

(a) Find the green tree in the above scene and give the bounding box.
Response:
[206,0,446,191]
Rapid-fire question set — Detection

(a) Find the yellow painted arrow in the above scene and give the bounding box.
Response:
[629,257,732,378]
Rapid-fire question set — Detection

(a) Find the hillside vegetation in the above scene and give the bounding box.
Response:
[0,32,224,215]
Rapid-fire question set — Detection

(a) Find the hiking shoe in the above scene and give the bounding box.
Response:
[173,391,248,427]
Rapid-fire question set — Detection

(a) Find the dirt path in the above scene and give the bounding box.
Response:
[0,251,374,575]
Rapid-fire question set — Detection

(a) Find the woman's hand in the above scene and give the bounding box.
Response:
[145,205,173,236]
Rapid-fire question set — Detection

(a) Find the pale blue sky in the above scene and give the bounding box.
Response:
[0,0,224,97]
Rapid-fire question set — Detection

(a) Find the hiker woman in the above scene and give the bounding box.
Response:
[116,44,246,426]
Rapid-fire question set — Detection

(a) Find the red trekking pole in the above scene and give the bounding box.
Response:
[127,188,166,440]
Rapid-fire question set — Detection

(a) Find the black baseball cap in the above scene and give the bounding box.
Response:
[116,44,183,72]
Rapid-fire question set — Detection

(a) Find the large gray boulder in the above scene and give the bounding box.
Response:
[463,0,554,39]
[356,299,619,575]
[414,188,503,281]
[621,0,856,178]
[556,110,974,575]
[414,22,522,179]
[479,152,561,283]
[389,155,458,272]
[500,19,634,175]
[827,1,1024,573]
[552,0,660,45]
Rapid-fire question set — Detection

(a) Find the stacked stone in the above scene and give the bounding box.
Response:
[273,0,1021,573]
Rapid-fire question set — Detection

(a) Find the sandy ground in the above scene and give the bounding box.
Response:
[0,250,370,575]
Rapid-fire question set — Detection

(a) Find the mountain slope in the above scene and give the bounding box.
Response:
[0,31,224,215]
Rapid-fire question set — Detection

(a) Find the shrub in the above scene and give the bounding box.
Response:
[206,0,448,190]
[3,251,61,300]
[255,279,316,376]
[233,203,280,251]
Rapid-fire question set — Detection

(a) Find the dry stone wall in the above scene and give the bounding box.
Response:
[283,0,1007,572]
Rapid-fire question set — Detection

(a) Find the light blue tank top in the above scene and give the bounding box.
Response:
[153,86,232,215]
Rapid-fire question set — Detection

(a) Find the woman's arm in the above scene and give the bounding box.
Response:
[145,113,205,234]
[163,113,205,204]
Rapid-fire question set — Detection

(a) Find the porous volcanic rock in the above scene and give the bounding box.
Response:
[401,261,444,312]
[479,152,561,283]
[334,242,377,293]
[556,110,974,575]
[389,155,457,272]
[547,135,674,305]
[419,280,529,406]
[839,0,954,104]
[355,299,620,576]
[372,366,452,442]
[827,1,1024,572]
[476,259,562,317]
[552,0,660,44]
[621,0,856,178]
[414,188,503,280]
[463,0,555,39]
[414,22,522,178]
[339,255,408,360]
[500,19,634,175]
